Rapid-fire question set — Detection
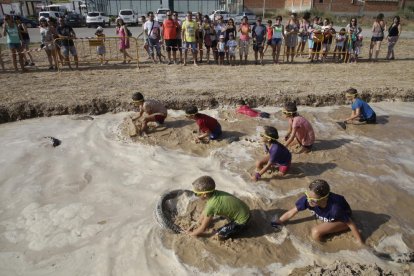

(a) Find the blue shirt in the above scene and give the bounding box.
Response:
[267,142,291,166]
[351,98,374,120]
[295,193,352,223]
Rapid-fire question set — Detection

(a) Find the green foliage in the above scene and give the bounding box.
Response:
[397,6,414,20]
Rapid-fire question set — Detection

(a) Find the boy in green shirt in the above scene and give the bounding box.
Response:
[186,176,250,240]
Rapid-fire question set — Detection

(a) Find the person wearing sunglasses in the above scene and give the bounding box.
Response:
[130,92,168,134]
[282,102,315,153]
[271,179,363,245]
[251,126,291,182]
[185,105,222,143]
[186,176,250,240]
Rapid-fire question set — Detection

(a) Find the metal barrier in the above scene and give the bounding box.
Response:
[53,36,140,70]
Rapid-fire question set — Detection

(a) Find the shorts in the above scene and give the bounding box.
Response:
[272,160,291,174]
[21,39,30,47]
[359,112,376,124]
[209,124,222,140]
[154,114,166,124]
[8,43,21,50]
[299,35,308,43]
[308,39,314,49]
[271,38,282,46]
[165,39,178,52]
[211,40,218,48]
[253,42,264,52]
[148,38,161,56]
[322,43,331,52]
[312,42,322,52]
[218,51,225,57]
[371,36,384,42]
[176,39,182,52]
[217,220,248,240]
[62,45,77,57]
[266,40,272,46]
[96,45,106,55]
[239,40,249,55]
[183,42,197,53]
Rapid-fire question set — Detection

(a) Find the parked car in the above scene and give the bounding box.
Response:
[155,8,169,23]
[86,11,110,27]
[65,13,85,27]
[234,12,256,25]
[119,9,138,25]
[209,10,230,22]
[39,11,62,21]
[16,16,39,28]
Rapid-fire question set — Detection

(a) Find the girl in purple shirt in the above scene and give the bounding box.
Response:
[272,179,363,244]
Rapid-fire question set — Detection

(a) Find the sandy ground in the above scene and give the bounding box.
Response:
[0,38,413,123]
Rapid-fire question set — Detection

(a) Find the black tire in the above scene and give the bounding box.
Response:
[154,189,192,233]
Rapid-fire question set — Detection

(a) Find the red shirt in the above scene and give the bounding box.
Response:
[195,114,219,133]
[163,19,178,40]
[236,105,260,117]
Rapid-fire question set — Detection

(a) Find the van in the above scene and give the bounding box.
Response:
[39,11,62,20]
[119,9,138,26]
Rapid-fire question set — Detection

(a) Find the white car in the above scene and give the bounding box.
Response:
[39,11,62,21]
[119,9,138,26]
[86,11,110,28]
[209,10,230,22]
[234,12,257,25]
[155,8,170,23]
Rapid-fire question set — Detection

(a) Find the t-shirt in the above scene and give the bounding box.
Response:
[351,98,374,120]
[272,24,283,39]
[239,23,250,41]
[40,26,53,44]
[143,100,167,116]
[57,25,75,46]
[266,26,273,40]
[336,34,346,47]
[236,105,259,117]
[5,25,20,44]
[290,116,315,146]
[214,23,225,39]
[163,19,178,40]
[182,20,198,42]
[252,24,266,43]
[295,193,352,223]
[144,20,161,39]
[204,190,250,225]
[218,41,225,52]
[195,113,220,133]
[268,142,291,166]
[227,39,237,54]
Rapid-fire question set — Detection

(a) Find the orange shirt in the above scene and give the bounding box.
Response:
[163,19,178,40]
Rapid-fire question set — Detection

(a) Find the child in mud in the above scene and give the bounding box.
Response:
[271,179,364,245]
[131,92,168,134]
[343,88,376,125]
[185,106,222,143]
[282,102,315,153]
[186,176,250,240]
[236,99,270,118]
[251,126,292,182]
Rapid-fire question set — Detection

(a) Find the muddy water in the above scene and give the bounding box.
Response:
[0,102,413,275]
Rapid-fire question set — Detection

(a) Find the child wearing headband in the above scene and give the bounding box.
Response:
[344,88,376,125]
[186,175,250,240]
[251,126,292,182]
[185,106,222,143]
[131,92,168,134]
[271,179,363,244]
[282,102,315,153]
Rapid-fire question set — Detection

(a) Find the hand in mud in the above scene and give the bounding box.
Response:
[270,221,283,232]
[194,137,201,144]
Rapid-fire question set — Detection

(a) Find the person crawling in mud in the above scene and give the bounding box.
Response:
[186,176,250,240]
[271,179,364,245]
[344,88,376,125]
[185,106,222,143]
[251,126,292,182]
[282,102,315,153]
[236,99,270,118]
[131,92,168,134]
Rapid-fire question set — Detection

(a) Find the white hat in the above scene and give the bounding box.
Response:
[96,26,103,31]
[219,34,225,39]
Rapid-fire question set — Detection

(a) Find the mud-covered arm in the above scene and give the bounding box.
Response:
[188,215,212,237]
[346,219,364,244]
